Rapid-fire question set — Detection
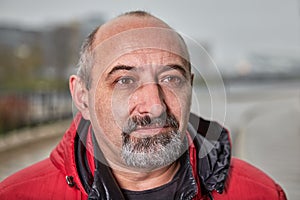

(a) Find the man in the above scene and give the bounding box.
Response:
[0,11,286,200]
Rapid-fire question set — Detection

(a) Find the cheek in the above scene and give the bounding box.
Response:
[93,84,131,134]
[164,87,191,118]
[92,89,124,148]
[111,89,131,130]
[163,86,192,130]
[91,85,115,132]
[94,86,110,120]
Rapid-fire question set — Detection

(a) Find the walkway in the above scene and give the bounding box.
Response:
[234,91,300,200]
[0,119,71,180]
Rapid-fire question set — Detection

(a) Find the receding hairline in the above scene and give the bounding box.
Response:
[90,11,174,49]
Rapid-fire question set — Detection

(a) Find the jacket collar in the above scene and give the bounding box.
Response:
[188,113,231,194]
[50,112,231,198]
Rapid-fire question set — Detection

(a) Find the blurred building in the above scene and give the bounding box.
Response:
[221,52,300,83]
[0,15,105,92]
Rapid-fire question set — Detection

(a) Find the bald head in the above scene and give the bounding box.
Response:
[77,11,190,90]
[92,11,172,49]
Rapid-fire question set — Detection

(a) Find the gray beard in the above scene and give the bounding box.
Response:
[121,130,187,169]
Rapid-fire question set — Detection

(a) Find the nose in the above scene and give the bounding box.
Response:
[129,83,166,118]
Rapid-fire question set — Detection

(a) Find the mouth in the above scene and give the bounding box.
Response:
[122,113,179,136]
[131,125,173,137]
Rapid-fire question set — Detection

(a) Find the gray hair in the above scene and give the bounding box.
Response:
[76,27,99,90]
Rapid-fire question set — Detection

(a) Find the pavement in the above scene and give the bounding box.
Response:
[232,89,300,200]
[0,119,71,180]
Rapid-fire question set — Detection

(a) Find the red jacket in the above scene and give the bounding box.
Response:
[0,113,286,200]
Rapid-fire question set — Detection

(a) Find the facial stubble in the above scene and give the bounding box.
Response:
[121,114,187,169]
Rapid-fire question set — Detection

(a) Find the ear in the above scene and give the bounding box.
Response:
[190,73,194,86]
[69,75,91,120]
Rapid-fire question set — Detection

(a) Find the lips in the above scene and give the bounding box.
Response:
[131,127,174,138]
[135,122,169,130]
[122,113,179,135]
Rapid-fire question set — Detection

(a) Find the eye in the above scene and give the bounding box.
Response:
[117,77,134,85]
[161,75,183,86]
[114,76,137,89]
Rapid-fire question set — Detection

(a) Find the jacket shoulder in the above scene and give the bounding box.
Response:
[213,158,287,200]
[0,158,81,199]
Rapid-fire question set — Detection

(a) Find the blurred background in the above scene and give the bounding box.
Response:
[0,0,299,199]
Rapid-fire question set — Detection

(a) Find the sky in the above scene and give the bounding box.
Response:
[0,0,299,66]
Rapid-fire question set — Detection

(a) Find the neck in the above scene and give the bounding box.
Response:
[111,161,180,191]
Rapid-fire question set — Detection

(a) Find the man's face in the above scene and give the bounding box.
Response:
[87,27,193,170]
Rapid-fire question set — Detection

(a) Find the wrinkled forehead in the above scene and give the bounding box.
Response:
[91,27,190,71]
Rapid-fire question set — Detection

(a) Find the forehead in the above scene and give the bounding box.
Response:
[108,48,187,68]
[88,16,190,80]
[92,29,189,72]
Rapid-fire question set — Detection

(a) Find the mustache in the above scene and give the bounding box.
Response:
[122,113,179,135]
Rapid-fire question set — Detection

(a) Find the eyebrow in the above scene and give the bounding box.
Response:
[162,64,188,78]
[107,65,136,76]
[106,64,188,79]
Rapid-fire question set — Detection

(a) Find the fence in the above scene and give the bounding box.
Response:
[0,91,72,134]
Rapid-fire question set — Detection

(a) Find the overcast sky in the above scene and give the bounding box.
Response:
[0,0,299,65]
